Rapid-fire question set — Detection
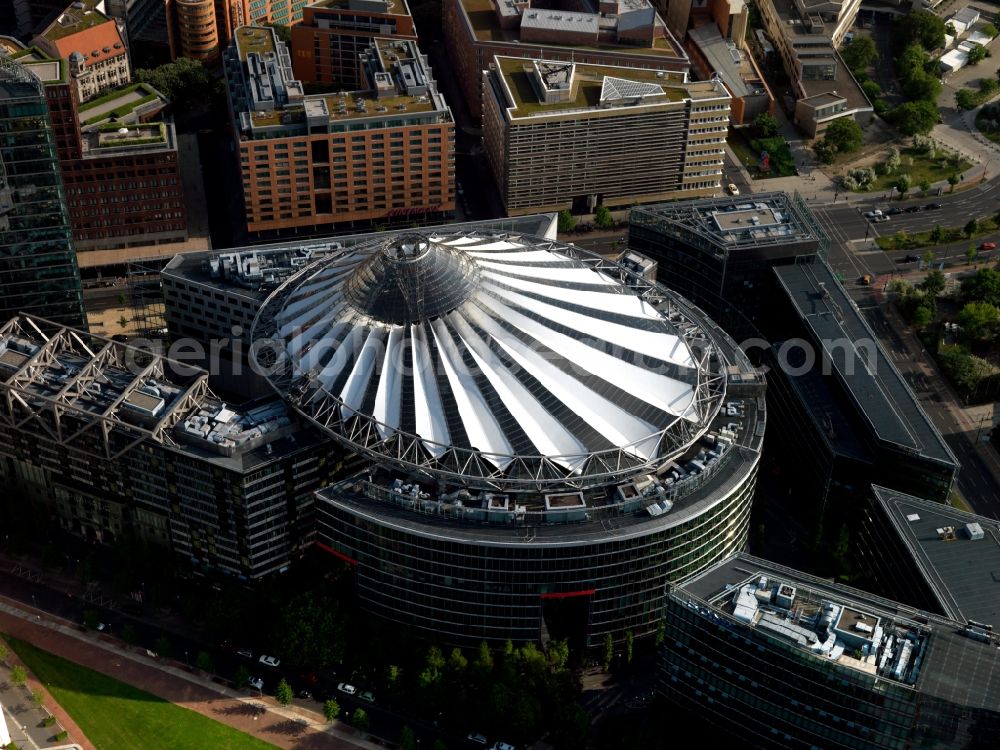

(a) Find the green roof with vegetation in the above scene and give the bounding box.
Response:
[41,2,110,42]
[235,26,277,61]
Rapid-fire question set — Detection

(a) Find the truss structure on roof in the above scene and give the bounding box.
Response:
[0,315,214,461]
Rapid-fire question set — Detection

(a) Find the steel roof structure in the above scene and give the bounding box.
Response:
[253,231,730,491]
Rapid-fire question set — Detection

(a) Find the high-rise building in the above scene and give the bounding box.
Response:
[0,314,339,579]
[0,57,85,328]
[659,552,1000,748]
[14,51,189,263]
[627,192,828,334]
[223,26,454,240]
[444,0,690,120]
[249,228,765,647]
[859,485,1000,628]
[482,57,731,215]
[290,0,417,88]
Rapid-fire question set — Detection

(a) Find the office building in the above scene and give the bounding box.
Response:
[769,260,958,512]
[291,0,417,88]
[33,1,131,104]
[0,314,339,579]
[14,51,189,262]
[249,228,765,647]
[444,0,690,120]
[224,26,454,239]
[0,57,85,328]
[482,57,731,214]
[659,553,1000,748]
[685,23,775,126]
[247,0,311,25]
[628,192,828,334]
[758,0,871,137]
[859,486,1000,628]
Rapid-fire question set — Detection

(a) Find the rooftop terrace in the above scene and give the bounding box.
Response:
[309,0,408,12]
[461,0,685,58]
[495,56,702,117]
[235,25,277,61]
[40,1,109,42]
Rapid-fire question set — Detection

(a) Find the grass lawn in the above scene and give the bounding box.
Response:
[728,133,797,178]
[5,636,278,750]
[868,148,971,192]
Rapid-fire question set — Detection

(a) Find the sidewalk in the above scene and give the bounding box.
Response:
[0,599,387,750]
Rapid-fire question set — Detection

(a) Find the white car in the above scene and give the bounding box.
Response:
[490,743,516,750]
[727,183,740,196]
[258,655,281,668]
[337,682,357,695]
[467,733,488,745]
[248,676,264,691]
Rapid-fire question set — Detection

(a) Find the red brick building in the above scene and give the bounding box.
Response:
[291,0,417,88]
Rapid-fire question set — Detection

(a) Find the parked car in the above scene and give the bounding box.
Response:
[248,677,264,691]
[863,209,884,220]
[298,690,313,700]
[258,655,281,668]
[924,203,943,210]
[727,183,740,195]
[902,254,919,263]
[904,205,922,213]
[337,683,357,695]
[885,207,903,216]
[237,648,253,659]
[979,241,997,251]
[490,743,516,750]
[358,690,375,703]
[467,733,488,745]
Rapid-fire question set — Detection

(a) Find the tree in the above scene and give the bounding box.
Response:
[472,641,494,675]
[965,219,979,238]
[30,688,44,706]
[959,301,1000,339]
[968,245,979,265]
[824,118,863,154]
[948,173,960,192]
[447,647,468,674]
[625,630,634,665]
[894,173,912,198]
[10,665,27,687]
[0,642,9,664]
[431,741,448,750]
[134,58,214,111]
[550,703,591,749]
[913,304,933,329]
[752,112,780,138]
[323,698,341,722]
[814,138,836,164]
[921,269,946,296]
[968,44,988,66]
[902,71,941,102]
[195,651,213,673]
[118,315,129,329]
[594,205,614,229]
[930,225,944,243]
[896,10,947,52]
[275,678,293,706]
[386,664,402,688]
[275,591,344,668]
[352,708,370,732]
[861,80,882,103]
[602,633,613,671]
[891,100,940,135]
[961,268,1000,305]
[841,36,879,73]
[919,179,932,195]
[983,23,999,38]
[557,209,576,233]
[234,666,250,689]
[400,726,417,750]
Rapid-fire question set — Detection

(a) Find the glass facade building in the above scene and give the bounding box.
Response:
[0,58,85,328]
[659,554,1000,749]
[250,230,766,648]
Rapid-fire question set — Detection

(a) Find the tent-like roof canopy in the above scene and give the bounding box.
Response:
[253,231,727,490]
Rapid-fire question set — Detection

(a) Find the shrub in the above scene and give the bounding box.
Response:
[42,716,55,727]
[912,134,934,154]
[54,731,68,741]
